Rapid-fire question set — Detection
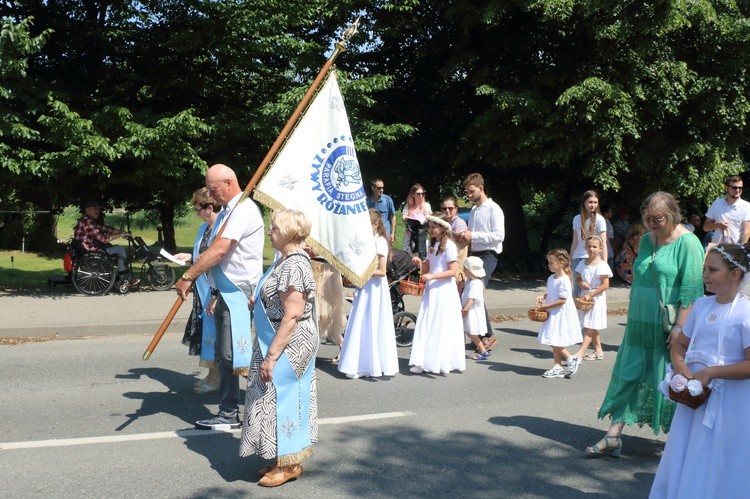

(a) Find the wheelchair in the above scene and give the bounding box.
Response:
[67,235,176,296]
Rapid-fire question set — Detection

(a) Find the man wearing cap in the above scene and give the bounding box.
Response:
[458,173,505,349]
[73,200,138,286]
[175,163,264,430]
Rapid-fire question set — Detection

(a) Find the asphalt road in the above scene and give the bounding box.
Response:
[0,314,666,498]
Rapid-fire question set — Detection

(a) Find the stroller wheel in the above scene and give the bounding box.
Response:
[393,311,417,347]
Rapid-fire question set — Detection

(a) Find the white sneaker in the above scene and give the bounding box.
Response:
[346,373,369,379]
[409,366,424,374]
[542,366,564,378]
[565,356,582,377]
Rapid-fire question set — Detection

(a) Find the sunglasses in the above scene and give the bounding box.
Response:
[414,192,426,196]
[728,185,744,191]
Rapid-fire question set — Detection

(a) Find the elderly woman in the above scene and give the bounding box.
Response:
[173,188,222,394]
[240,209,318,487]
[585,192,704,457]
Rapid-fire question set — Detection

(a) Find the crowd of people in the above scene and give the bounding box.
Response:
[105,163,748,494]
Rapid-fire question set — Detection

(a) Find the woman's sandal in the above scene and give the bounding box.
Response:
[584,436,622,458]
[583,352,604,361]
[473,351,490,361]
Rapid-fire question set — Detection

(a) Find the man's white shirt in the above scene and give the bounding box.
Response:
[468,197,505,253]
[705,197,750,243]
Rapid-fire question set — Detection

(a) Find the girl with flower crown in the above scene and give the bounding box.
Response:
[650,243,750,497]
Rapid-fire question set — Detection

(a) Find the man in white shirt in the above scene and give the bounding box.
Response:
[459,173,505,346]
[176,164,265,430]
[704,175,750,244]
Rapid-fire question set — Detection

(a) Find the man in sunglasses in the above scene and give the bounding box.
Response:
[704,175,750,244]
[366,178,396,243]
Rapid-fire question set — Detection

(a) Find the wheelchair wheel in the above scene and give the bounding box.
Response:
[72,253,117,296]
[148,263,176,291]
[393,311,417,347]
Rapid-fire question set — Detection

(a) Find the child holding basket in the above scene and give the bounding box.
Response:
[574,235,612,360]
[536,249,583,378]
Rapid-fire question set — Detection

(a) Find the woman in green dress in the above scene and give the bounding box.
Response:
[585,192,704,457]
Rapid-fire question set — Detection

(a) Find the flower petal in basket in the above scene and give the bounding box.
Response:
[669,385,711,409]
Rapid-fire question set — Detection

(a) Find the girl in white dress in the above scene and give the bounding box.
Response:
[536,249,583,378]
[650,243,750,498]
[408,213,466,375]
[338,210,399,379]
[574,235,612,360]
[570,190,608,296]
[461,256,489,361]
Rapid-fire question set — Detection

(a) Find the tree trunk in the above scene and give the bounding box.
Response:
[159,202,177,253]
[494,172,530,274]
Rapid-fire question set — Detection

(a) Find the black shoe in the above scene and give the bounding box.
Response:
[195,415,241,430]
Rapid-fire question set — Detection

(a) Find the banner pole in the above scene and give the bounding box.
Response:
[143,18,360,361]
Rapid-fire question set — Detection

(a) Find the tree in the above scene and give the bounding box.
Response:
[1,2,413,250]
[368,0,750,261]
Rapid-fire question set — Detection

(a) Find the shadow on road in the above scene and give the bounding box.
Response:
[116,367,220,430]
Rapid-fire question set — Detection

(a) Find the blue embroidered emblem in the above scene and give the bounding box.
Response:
[310,135,367,215]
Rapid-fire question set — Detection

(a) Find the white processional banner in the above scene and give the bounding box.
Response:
[253,70,377,287]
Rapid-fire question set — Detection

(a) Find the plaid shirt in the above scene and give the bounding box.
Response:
[74,215,116,252]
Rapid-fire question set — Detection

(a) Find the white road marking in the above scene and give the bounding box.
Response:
[0,411,414,451]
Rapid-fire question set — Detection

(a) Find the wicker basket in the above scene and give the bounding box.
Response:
[669,385,711,409]
[574,297,593,311]
[399,278,425,296]
[528,308,549,322]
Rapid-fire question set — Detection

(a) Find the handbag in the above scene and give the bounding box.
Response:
[651,244,678,335]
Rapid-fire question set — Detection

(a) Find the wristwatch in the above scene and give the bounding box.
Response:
[181,273,194,282]
[671,325,683,334]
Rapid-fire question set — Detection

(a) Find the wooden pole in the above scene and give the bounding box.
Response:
[143,18,360,361]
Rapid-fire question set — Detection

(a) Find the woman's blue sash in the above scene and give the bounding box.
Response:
[253,263,314,458]
[192,222,219,364]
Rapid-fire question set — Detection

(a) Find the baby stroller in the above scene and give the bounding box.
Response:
[387,248,419,347]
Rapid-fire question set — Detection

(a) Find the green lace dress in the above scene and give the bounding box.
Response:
[597,232,704,434]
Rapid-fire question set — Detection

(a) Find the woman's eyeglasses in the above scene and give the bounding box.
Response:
[194,205,209,212]
[644,215,665,224]
[441,206,456,211]
[414,192,425,197]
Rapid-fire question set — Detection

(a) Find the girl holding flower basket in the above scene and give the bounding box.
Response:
[408,213,465,375]
[650,243,750,498]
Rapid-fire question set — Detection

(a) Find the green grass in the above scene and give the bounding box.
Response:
[0,205,278,291]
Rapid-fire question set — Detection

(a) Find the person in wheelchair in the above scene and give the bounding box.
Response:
[74,200,139,287]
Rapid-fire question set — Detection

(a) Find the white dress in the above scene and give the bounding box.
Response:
[338,236,399,377]
[537,274,582,347]
[575,260,613,330]
[650,296,750,499]
[461,278,487,335]
[409,239,466,373]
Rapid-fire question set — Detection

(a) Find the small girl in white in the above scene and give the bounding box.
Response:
[408,213,466,375]
[574,235,612,361]
[537,249,583,378]
[461,256,489,361]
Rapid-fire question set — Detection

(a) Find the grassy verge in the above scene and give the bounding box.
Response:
[0,205,425,291]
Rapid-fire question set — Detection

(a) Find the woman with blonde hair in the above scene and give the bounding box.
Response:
[241,209,318,487]
[585,192,703,458]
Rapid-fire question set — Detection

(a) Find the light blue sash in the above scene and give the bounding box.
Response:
[211,265,253,371]
[193,222,220,364]
[253,262,314,458]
